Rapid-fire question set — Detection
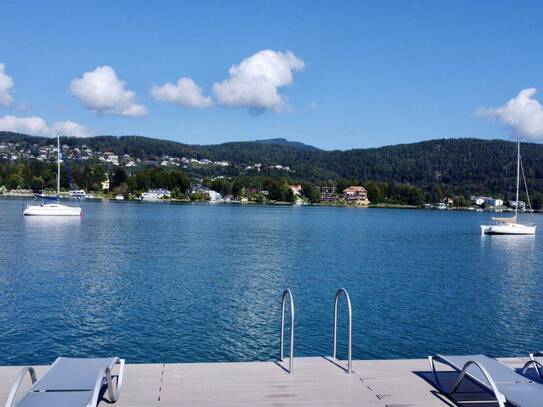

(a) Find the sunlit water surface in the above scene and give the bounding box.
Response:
[0,199,542,365]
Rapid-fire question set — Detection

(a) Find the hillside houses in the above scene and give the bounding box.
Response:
[0,140,234,170]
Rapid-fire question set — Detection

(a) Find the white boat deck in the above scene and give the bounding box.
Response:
[0,356,531,406]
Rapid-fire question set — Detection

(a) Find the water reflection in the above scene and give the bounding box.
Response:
[480,234,539,355]
[23,215,81,229]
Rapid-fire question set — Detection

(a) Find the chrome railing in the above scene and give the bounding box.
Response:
[280,288,295,374]
[332,288,352,373]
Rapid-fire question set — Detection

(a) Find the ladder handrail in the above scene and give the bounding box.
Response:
[333,288,352,373]
[280,288,295,374]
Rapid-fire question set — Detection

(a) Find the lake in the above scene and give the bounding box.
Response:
[0,198,542,366]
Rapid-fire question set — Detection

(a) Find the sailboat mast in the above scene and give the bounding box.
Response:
[515,141,520,218]
[57,134,60,199]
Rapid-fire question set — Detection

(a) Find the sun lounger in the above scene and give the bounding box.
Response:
[4,357,124,407]
[522,351,543,381]
[429,354,542,407]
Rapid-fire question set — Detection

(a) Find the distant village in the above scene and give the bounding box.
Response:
[0,140,530,210]
[0,140,228,168]
[0,140,293,172]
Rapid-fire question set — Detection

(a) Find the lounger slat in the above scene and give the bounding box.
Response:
[31,357,117,391]
[15,391,93,407]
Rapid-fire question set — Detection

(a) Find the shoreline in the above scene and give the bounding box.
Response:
[1,195,541,213]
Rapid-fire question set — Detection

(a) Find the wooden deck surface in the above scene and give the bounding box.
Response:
[0,356,531,406]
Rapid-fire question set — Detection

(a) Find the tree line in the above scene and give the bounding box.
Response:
[3,159,543,208]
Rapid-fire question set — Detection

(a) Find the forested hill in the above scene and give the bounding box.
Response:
[1,131,543,196]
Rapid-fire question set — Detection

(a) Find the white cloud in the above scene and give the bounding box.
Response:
[151,77,213,108]
[212,50,305,113]
[477,88,543,140]
[0,115,92,138]
[0,115,49,136]
[0,64,15,107]
[70,65,147,117]
[51,120,93,138]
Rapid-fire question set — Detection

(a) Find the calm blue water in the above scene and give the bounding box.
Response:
[0,198,542,366]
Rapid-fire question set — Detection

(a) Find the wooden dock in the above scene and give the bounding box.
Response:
[0,356,530,406]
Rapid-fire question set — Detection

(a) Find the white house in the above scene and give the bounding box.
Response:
[470,196,486,206]
[141,188,171,201]
[101,176,110,191]
[509,200,526,209]
[487,198,503,207]
[208,190,223,203]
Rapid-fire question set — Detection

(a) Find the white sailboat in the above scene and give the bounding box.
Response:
[481,142,535,235]
[23,135,82,217]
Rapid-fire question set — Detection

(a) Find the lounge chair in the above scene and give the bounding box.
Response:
[4,357,124,407]
[522,351,543,381]
[429,354,542,407]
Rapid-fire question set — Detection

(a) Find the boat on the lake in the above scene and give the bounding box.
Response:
[481,142,535,235]
[70,189,86,198]
[23,135,82,217]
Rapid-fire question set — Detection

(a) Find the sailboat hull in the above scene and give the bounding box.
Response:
[481,223,536,235]
[23,203,81,216]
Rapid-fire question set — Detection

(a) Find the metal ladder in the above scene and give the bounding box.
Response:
[280,289,295,374]
[279,288,352,374]
[332,288,352,373]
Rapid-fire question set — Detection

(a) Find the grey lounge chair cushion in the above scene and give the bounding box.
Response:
[31,357,116,391]
[15,391,93,407]
[442,354,532,384]
[498,383,543,407]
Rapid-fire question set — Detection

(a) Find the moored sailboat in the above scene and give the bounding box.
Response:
[480,142,535,235]
[23,135,82,217]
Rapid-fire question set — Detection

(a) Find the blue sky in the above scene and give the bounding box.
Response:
[1,0,542,149]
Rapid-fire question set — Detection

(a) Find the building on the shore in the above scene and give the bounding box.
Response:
[141,188,171,201]
[208,190,223,203]
[443,197,454,207]
[489,198,504,207]
[190,186,223,202]
[509,200,526,209]
[470,196,487,206]
[101,175,110,191]
[320,186,338,203]
[289,184,302,196]
[470,195,504,207]
[343,186,370,206]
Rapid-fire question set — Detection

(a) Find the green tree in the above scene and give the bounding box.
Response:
[111,167,127,189]
[169,171,190,193]
[532,191,543,210]
[301,182,320,203]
